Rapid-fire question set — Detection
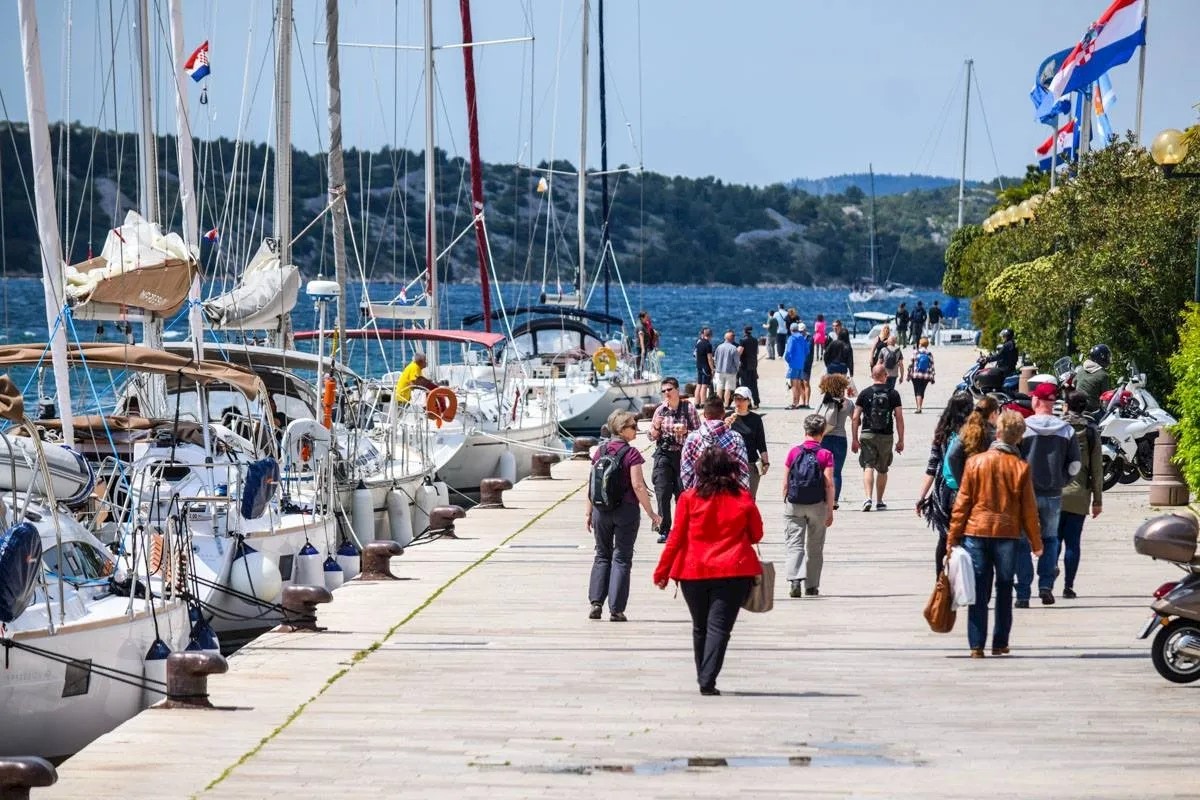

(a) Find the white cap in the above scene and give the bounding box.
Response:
[798,322,807,332]
[733,386,753,400]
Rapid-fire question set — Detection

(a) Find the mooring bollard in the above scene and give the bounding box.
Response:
[277,584,334,632]
[0,757,56,800]
[1018,365,1037,395]
[572,437,598,460]
[477,477,513,509]
[155,651,229,710]
[1149,427,1190,507]
[683,382,696,399]
[640,403,658,420]
[358,540,404,581]
[429,505,466,537]
[530,453,560,479]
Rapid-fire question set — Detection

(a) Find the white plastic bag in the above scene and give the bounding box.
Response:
[947,546,976,609]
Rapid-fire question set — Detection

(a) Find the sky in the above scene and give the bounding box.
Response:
[0,0,1196,187]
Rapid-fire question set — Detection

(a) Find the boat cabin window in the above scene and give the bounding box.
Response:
[43,540,114,583]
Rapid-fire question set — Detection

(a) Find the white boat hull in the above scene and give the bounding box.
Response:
[558,377,658,432]
[436,419,560,492]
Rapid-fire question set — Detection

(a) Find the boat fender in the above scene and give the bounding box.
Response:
[186,616,222,655]
[322,375,337,429]
[426,387,458,427]
[592,346,618,375]
[351,485,375,546]
[0,522,42,623]
[229,543,283,604]
[322,556,344,591]
[412,484,439,536]
[386,490,413,548]
[498,451,517,485]
[143,637,171,706]
[335,540,361,581]
[293,542,324,588]
[240,458,280,520]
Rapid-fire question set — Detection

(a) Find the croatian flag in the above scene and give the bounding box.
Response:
[185,41,210,82]
[1037,0,1145,119]
[1036,120,1077,172]
[203,228,219,242]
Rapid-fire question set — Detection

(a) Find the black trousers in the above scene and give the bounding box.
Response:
[680,577,752,691]
[738,369,760,406]
[651,450,683,535]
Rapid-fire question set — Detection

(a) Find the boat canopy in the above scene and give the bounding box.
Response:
[163,343,347,377]
[201,239,300,330]
[293,328,507,349]
[65,211,198,315]
[0,343,265,397]
[460,304,625,328]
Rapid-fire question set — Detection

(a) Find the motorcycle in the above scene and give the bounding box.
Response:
[957,353,1021,397]
[1096,364,1175,491]
[1134,513,1200,683]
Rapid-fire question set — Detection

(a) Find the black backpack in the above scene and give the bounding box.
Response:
[865,389,893,433]
[786,446,825,505]
[883,347,900,371]
[589,442,631,510]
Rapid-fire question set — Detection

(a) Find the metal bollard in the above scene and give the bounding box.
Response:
[155,651,229,710]
[477,477,513,509]
[0,757,56,800]
[683,382,696,399]
[530,453,560,479]
[277,584,333,632]
[640,403,659,420]
[358,540,404,581]
[429,505,466,537]
[572,437,598,460]
[1149,427,1190,507]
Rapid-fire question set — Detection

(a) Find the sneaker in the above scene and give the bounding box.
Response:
[914,408,922,414]
[1039,589,1056,606]
[657,533,668,544]
[805,587,819,597]
[610,612,627,622]
[862,500,873,512]
[789,580,803,598]
[1063,587,1077,599]
[833,503,840,511]
[1015,599,1030,609]
[589,603,603,620]
[875,502,888,511]
[970,649,985,659]
[699,686,721,696]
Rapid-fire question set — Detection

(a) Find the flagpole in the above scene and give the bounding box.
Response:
[1134,0,1148,143]
[1049,114,1058,189]
[1079,84,1093,163]
[956,58,972,230]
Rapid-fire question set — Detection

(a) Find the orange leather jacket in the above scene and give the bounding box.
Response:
[947,445,1042,550]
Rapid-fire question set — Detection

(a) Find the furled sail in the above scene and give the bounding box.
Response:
[65,210,198,314]
[201,239,300,330]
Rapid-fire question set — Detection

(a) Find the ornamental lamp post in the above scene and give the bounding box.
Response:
[1150,128,1200,303]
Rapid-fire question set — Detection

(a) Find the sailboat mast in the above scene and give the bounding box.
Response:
[325,0,347,358]
[17,0,75,446]
[274,0,295,348]
[868,164,877,284]
[956,58,972,230]
[168,0,203,356]
[597,0,611,330]
[136,0,159,224]
[458,0,493,333]
[423,0,439,346]
[576,0,590,305]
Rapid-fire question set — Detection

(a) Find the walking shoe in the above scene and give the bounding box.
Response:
[991,646,1010,656]
[1039,589,1056,605]
[875,502,888,511]
[789,580,803,598]
[805,587,819,596]
[861,500,873,512]
[610,612,627,622]
[657,533,668,544]
[1015,599,1030,609]
[969,649,985,659]
[833,503,840,511]
[914,408,922,414]
[1063,587,1077,599]
[589,603,603,620]
[699,686,721,696]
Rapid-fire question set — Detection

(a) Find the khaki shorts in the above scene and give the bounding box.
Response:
[858,431,894,473]
[714,372,737,393]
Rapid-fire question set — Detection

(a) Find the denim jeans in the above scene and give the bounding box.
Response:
[1058,511,1086,590]
[1016,495,1061,599]
[963,536,1018,650]
[822,435,847,503]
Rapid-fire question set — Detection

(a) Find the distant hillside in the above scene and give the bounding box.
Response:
[790,172,985,198]
[0,123,1009,288]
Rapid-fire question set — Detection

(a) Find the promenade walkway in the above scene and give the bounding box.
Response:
[49,344,1188,799]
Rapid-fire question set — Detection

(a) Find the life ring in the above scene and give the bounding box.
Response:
[281,419,333,468]
[592,346,618,375]
[425,387,458,428]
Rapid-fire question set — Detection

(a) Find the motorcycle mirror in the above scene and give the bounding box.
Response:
[1052,357,1072,375]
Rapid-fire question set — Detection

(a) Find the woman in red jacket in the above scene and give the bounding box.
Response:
[653,447,763,695]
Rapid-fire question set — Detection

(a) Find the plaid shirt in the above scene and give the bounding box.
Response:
[680,419,751,490]
[649,400,701,453]
[909,347,936,381]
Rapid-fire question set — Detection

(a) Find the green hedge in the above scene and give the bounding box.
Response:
[1169,303,1200,491]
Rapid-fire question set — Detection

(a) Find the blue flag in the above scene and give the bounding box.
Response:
[1030,47,1073,124]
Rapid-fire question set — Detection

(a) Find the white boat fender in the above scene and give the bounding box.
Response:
[294,541,324,588]
[335,540,360,581]
[229,543,283,604]
[322,556,345,591]
[351,484,374,547]
[434,480,450,508]
[412,483,439,536]
[387,490,413,548]
[143,637,171,707]
[498,451,517,485]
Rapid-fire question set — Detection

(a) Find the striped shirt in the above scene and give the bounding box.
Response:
[680,420,751,490]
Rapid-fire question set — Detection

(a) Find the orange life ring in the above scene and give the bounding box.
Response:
[425,387,459,428]
[592,346,618,375]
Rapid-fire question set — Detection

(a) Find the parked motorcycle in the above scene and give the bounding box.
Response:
[1134,513,1200,683]
[957,353,1020,397]
[1096,364,1175,491]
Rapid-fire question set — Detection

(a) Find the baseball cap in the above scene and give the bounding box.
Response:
[798,322,807,332]
[733,386,753,400]
[1030,382,1058,400]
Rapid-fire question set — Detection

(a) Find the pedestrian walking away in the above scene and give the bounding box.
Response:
[798,323,815,407]
[636,310,659,378]
[1015,380,1081,607]
[907,336,935,414]
[915,391,975,574]
[817,372,855,509]
[783,414,837,597]
[870,324,891,369]
[813,314,827,360]
[1058,390,1103,599]
[910,300,927,344]
[895,304,910,347]
[680,397,751,491]
[927,300,943,344]
[647,377,701,544]
[737,326,761,407]
[713,330,741,408]
[654,447,764,696]
[851,364,904,512]
[783,323,811,409]
[765,310,779,360]
[726,387,769,499]
[876,334,905,392]
[773,305,790,360]
[943,395,999,491]
[586,410,663,621]
[947,410,1043,658]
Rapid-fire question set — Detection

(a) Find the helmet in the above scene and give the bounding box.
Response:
[999,328,1014,342]
[1089,343,1112,368]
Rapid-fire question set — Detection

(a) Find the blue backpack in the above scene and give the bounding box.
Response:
[786,446,825,505]
[941,433,959,491]
[915,350,933,374]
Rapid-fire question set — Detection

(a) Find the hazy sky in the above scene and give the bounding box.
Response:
[1,0,1195,186]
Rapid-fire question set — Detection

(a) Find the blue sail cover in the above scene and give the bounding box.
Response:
[240,458,280,520]
[0,523,42,622]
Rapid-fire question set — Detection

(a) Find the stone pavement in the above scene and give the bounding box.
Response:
[49,343,1192,799]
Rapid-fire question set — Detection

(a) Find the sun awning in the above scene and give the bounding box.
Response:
[0,343,266,397]
[293,328,507,349]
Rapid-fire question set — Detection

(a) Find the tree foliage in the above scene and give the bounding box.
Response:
[1169,303,1200,491]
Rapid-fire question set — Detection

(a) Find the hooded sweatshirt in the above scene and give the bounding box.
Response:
[1061,412,1103,516]
[1019,413,1082,497]
[1073,359,1110,412]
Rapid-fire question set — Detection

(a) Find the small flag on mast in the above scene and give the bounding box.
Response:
[185,41,210,82]
[203,228,220,242]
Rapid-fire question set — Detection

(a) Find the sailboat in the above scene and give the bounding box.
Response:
[847,165,913,303]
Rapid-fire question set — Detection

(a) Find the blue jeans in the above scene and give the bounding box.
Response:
[963,536,1018,650]
[1015,495,1061,600]
[823,435,847,503]
[1058,510,1086,590]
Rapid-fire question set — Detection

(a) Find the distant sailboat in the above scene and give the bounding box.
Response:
[847,166,913,303]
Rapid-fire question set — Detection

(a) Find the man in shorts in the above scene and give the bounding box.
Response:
[797,322,814,408]
[783,322,811,410]
[692,327,714,406]
[712,330,740,408]
[850,364,905,512]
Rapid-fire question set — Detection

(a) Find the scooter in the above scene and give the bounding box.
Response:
[1097,364,1175,490]
[1134,513,1200,683]
[957,353,1021,397]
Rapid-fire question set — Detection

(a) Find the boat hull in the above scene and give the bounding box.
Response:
[558,377,658,433]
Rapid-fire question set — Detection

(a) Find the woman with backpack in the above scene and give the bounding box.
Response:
[782,414,836,597]
[907,336,935,414]
[870,324,891,367]
[944,395,999,489]
[586,410,662,622]
[653,447,763,696]
[916,391,975,574]
[817,372,854,510]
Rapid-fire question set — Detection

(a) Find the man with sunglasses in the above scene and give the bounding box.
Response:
[648,377,701,543]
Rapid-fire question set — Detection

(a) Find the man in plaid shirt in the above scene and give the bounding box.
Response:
[648,377,702,543]
[680,397,751,492]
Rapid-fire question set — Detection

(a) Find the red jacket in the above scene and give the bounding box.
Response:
[653,488,763,583]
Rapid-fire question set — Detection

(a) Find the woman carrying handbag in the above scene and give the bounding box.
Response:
[653,447,763,696]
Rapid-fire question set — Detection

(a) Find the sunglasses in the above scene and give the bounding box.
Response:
[660,387,676,394]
